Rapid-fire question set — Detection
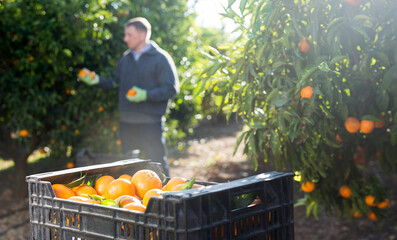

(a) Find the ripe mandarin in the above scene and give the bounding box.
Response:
[131,170,162,199]
[52,184,76,199]
[301,181,315,193]
[103,179,135,200]
[339,185,352,199]
[344,117,360,133]
[299,39,310,53]
[360,120,374,134]
[95,175,115,196]
[300,86,313,99]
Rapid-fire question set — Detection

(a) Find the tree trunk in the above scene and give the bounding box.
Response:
[13,152,29,199]
[0,125,37,199]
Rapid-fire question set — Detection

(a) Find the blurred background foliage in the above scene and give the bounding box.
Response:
[0,0,230,196]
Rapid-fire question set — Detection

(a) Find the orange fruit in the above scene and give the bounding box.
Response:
[74,184,98,197]
[345,117,360,133]
[344,0,362,7]
[78,68,89,78]
[98,106,104,112]
[103,179,135,200]
[336,134,343,143]
[66,162,74,169]
[115,195,141,208]
[162,177,188,191]
[353,211,363,218]
[116,140,122,146]
[374,116,385,128]
[52,184,76,199]
[19,129,29,137]
[299,38,310,53]
[339,185,352,199]
[68,196,99,204]
[78,69,89,78]
[118,174,132,181]
[353,153,365,165]
[142,189,164,207]
[95,175,115,196]
[377,199,389,209]
[171,183,204,191]
[248,198,262,207]
[301,181,315,193]
[360,120,374,134]
[122,202,146,212]
[127,88,136,97]
[300,86,313,99]
[131,170,162,199]
[365,195,377,207]
[367,211,378,221]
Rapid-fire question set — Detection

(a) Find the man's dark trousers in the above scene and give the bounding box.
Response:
[120,121,170,176]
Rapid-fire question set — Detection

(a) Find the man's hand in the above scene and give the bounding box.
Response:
[77,68,99,85]
[126,86,147,102]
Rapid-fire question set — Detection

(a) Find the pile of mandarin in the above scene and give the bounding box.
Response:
[51,169,203,212]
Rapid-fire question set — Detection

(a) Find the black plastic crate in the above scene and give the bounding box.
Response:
[26,159,294,240]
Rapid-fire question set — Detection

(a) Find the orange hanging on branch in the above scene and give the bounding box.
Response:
[360,120,374,134]
[344,117,360,133]
[299,38,311,53]
[301,181,315,193]
[300,86,313,99]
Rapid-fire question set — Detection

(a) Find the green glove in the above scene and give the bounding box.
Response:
[78,68,99,85]
[126,86,147,102]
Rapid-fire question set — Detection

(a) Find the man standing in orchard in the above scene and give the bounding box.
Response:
[78,17,179,176]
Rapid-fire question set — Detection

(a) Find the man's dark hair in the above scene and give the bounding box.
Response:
[125,17,151,40]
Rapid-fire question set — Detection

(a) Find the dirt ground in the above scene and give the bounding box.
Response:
[0,121,396,240]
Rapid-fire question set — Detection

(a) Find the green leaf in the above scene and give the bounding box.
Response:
[65,173,87,188]
[361,115,380,121]
[270,130,281,158]
[234,131,247,155]
[296,65,318,93]
[239,0,247,15]
[326,17,344,32]
[306,201,316,217]
[376,88,389,112]
[336,104,348,120]
[278,113,287,133]
[318,61,331,72]
[63,49,72,57]
[87,194,105,201]
[330,55,347,65]
[231,192,257,209]
[271,91,289,107]
[351,25,369,41]
[313,202,320,220]
[373,51,390,67]
[289,120,299,142]
[181,177,196,190]
[382,65,397,94]
[228,0,237,8]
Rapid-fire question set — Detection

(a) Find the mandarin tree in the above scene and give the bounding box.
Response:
[0,0,197,197]
[200,0,397,219]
